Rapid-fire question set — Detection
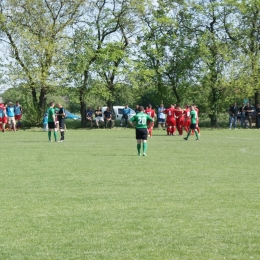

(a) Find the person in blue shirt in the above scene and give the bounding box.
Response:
[120,104,131,127]
[6,102,16,132]
[104,107,112,129]
[43,111,48,131]
[86,106,94,129]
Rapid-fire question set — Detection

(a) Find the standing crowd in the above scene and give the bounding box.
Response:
[0,101,22,132]
[228,102,260,129]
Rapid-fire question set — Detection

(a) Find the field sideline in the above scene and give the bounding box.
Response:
[0,128,260,259]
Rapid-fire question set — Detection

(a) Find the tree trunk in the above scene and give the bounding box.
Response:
[255,91,259,127]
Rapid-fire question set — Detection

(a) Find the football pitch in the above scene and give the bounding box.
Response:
[0,128,259,259]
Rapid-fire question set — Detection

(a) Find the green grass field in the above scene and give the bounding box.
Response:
[1,128,260,260]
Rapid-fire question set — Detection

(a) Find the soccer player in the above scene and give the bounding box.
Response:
[163,104,176,135]
[183,104,191,133]
[145,104,156,137]
[57,103,66,142]
[174,104,184,136]
[48,102,58,142]
[129,106,153,156]
[14,101,23,129]
[183,106,199,141]
[192,104,200,135]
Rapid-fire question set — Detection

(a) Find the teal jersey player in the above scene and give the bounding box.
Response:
[48,107,55,123]
[129,106,153,156]
[190,110,197,124]
[184,106,199,141]
[130,111,153,129]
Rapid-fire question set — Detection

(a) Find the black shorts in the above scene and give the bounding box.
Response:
[59,119,65,129]
[48,122,55,129]
[190,123,196,129]
[136,128,148,140]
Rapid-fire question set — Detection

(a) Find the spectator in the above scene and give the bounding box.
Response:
[43,111,48,131]
[120,104,130,127]
[135,105,139,114]
[14,100,22,129]
[6,102,16,132]
[95,106,104,128]
[104,107,112,129]
[256,104,260,129]
[239,103,245,128]
[229,102,238,129]
[86,106,94,129]
[244,102,254,129]
[1,103,7,132]
[157,104,166,130]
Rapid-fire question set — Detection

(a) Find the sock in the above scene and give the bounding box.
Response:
[54,131,57,141]
[195,131,199,139]
[143,142,147,154]
[61,131,64,140]
[187,131,191,139]
[137,144,141,154]
[48,131,51,140]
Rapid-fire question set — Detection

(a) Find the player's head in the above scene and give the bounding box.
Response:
[16,101,19,105]
[139,106,144,112]
[190,105,194,110]
[106,107,110,110]
[125,104,128,108]
[50,102,54,107]
[57,103,62,108]
[148,104,152,109]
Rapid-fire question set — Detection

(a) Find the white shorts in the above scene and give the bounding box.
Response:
[95,116,104,122]
[8,116,16,125]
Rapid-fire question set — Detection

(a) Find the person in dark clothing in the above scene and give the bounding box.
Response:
[104,107,112,129]
[57,103,66,142]
[229,102,238,129]
[244,102,254,129]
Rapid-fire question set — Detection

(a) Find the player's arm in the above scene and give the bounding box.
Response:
[129,116,136,127]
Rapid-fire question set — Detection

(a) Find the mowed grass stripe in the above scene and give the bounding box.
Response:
[0,129,260,259]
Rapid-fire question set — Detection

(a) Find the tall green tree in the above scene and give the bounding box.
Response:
[134,1,198,105]
[224,0,260,106]
[0,0,85,122]
[68,0,141,127]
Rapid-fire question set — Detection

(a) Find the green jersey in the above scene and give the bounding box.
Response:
[130,111,153,129]
[48,107,55,123]
[190,110,197,124]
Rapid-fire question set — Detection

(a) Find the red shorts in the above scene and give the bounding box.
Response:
[0,118,2,123]
[15,114,22,120]
[166,118,176,126]
[2,116,7,124]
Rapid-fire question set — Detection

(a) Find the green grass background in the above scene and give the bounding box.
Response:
[0,128,259,259]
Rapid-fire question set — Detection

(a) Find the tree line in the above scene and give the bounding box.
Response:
[0,0,260,127]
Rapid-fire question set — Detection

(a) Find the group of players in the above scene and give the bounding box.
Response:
[143,103,200,138]
[0,101,23,132]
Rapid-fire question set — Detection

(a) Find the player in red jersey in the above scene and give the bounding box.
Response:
[183,104,191,133]
[174,104,184,135]
[163,104,176,135]
[145,104,156,137]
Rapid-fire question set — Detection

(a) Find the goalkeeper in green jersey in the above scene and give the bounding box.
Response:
[129,106,153,156]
